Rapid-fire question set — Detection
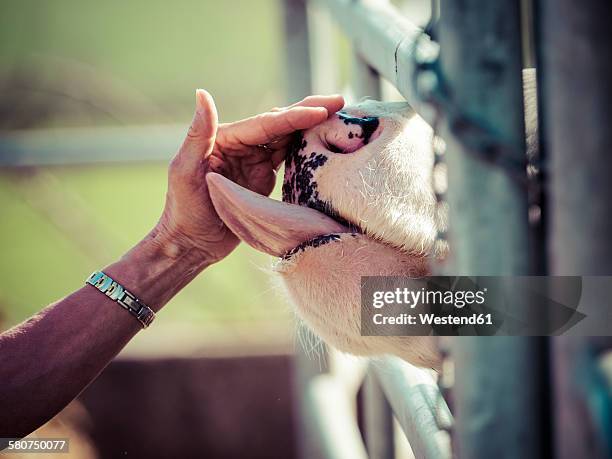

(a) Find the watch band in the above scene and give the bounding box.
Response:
[85,271,156,328]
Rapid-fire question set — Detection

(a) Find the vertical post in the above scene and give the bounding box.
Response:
[536,0,612,457]
[439,4,529,275]
[351,50,381,102]
[307,0,339,94]
[438,1,545,458]
[364,371,395,459]
[537,1,612,276]
[282,2,330,458]
[283,0,313,105]
[351,51,394,459]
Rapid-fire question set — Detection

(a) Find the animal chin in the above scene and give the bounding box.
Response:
[306,200,362,234]
[206,172,353,257]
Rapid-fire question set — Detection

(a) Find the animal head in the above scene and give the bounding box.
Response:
[207,100,445,369]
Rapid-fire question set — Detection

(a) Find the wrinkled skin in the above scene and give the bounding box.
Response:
[155,90,344,262]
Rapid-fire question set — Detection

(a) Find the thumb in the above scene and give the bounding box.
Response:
[178,89,219,163]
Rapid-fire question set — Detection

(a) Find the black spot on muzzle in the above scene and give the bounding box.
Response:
[338,113,380,145]
[282,132,354,229]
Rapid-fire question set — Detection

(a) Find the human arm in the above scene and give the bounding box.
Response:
[0,90,344,437]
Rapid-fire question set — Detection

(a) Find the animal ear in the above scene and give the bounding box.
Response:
[206,173,348,256]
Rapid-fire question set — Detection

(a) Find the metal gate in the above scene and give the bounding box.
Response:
[284,1,612,458]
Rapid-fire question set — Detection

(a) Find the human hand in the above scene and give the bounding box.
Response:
[153,89,345,264]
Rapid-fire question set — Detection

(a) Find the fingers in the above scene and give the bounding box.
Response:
[271,148,288,170]
[288,94,345,114]
[220,94,345,148]
[225,105,330,146]
[271,94,345,114]
[174,89,219,171]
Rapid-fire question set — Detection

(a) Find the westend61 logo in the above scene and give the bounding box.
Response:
[361,276,596,337]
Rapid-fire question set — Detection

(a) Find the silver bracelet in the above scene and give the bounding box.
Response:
[85,271,156,328]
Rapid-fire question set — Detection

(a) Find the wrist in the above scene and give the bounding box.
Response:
[145,225,214,266]
[104,229,211,312]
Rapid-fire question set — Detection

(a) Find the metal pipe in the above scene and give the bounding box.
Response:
[537,0,612,457]
[537,0,612,277]
[323,0,435,124]
[351,49,381,102]
[307,0,339,95]
[0,125,186,166]
[283,0,313,105]
[304,374,369,459]
[438,1,545,458]
[371,357,452,459]
[364,371,395,459]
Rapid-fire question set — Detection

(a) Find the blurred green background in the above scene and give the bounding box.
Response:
[0,0,355,342]
[0,0,285,128]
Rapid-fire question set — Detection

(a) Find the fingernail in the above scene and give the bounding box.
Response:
[195,89,205,114]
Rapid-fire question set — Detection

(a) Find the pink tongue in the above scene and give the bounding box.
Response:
[206,173,349,257]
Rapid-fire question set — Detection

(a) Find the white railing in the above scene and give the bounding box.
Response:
[0,124,185,166]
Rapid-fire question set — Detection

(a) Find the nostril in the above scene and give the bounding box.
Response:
[338,113,380,145]
[319,112,381,154]
[325,141,345,154]
[322,132,363,154]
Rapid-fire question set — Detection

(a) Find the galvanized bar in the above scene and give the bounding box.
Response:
[283,0,313,106]
[307,0,339,95]
[304,374,369,459]
[438,1,545,458]
[550,336,612,459]
[536,0,612,457]
[363,372,395,459]
[0,124,186,166]
[450,337,547,459]
[351,49,381,102]
[323,0,435,124]
[293,344,332,459]
[438,3,530,275]
[371,357,452,459]
[537,0,612,275]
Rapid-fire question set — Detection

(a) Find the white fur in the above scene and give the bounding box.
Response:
[316,101,443,255]
[276,101,445,369]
